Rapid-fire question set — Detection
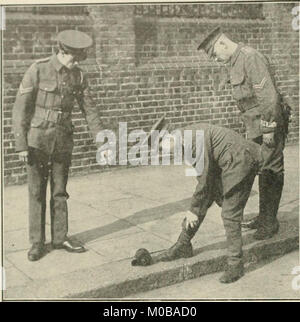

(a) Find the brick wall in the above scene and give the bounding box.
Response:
[2,3,299,185]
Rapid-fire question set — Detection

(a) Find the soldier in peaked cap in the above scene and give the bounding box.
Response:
[197,26,222,58]
[13,30,103,261]
[197,26,291,242]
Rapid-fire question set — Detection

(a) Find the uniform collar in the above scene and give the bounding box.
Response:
[230,43,243,67]
[50,54,64,72]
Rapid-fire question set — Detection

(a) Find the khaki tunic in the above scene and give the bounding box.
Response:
[13,54,102,155]
[178,123,262,215]
[229,43,284,139]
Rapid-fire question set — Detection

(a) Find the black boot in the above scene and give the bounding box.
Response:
[52,238,86,253]
[158,218,200,262]
[219,262,244,283]
[28,243,45,261]
[253,220,280,240]
[159,241,193,262]
[254,172,283,240]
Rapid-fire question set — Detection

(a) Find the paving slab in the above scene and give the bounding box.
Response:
[2,144,299,300]
[4,229,30,254]
[72,219,144,245]
[89,231,173,260]
[68,213,131,237]
[3,199,28,232]
[6,247,108,280]
[4,266,32,289]
[4,217,298,300]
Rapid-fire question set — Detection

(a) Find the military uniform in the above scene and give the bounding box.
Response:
[12,31,102,253]
[228,43,285,236]
[198,27,287,239]
[157,122,263,282]
[187,123,261,266]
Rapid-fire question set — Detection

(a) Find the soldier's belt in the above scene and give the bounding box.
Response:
[237,97,258,113]
[34,106,71,124]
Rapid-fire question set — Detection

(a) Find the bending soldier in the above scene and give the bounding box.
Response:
[158,122,266,283]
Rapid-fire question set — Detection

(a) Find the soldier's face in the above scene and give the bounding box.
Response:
[211,41,231,63]
[58,50,80,69]
[63,53,78,69]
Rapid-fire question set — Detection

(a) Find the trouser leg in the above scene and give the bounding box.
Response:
[257,173,266,225]
[221,173,255,266]
[27,148,49,244]
[268,172,284,223]
[254,171,283,240]
[243,132,285,230]
[253,136,265,225]
[257,131,285,231]
[50,153,71,245]
[259,171,284,227]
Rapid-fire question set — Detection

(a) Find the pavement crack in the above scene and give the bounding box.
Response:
[9,262,35,282]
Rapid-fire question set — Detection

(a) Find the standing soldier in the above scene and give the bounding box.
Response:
[12,30,102,261]
[197,27,290,240]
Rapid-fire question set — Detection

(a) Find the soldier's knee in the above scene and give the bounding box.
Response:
[51,191,69,201]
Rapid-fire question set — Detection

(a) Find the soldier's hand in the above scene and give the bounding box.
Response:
[185,211,199,229]
[19,150,29,163]
[263,132,275,147]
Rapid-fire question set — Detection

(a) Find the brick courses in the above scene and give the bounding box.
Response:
[2,3,299,185]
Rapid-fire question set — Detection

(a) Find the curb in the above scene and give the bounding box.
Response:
[4,219,298,300]
[69,221,299,299]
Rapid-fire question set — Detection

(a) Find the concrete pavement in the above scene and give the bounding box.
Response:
[2,144,299,299]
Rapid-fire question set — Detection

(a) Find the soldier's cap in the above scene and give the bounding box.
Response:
[57,30,93,60]
[197,26,222,57]
[57,30,93,50]
[131,248,153,266]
